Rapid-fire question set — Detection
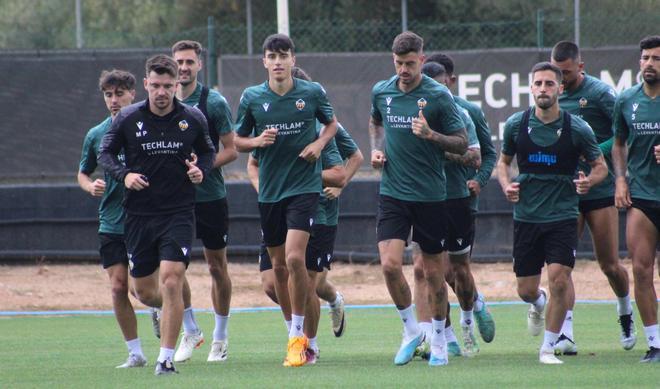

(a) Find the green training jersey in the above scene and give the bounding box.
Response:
[613,83,660,202]
[559,74,617,201]
[317,123,359,226]
[79,117,125,234]
[236,78,335,202]
[371,75,464,202]
[445,104,480,200]
[453,96,497,212]
[181,82,234,202]
[502,109,602,223]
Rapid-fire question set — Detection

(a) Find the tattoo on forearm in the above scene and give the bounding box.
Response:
[369,118,385,151]
[428,131,468,155]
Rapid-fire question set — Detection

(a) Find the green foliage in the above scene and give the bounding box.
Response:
[0,305,658,387]
[0,0,658,52]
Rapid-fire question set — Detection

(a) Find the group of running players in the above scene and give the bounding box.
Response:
[77,31,660,375]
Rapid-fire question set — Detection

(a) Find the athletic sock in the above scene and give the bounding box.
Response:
[182,307,200,335]
[561,310,574,340]
[397,305,420,340]
[532,290,546,312]
[643,324,660,348]
[329,292,342,308]
[431,319,447,353]
[419,321,433,343]
[126,338,144,357]
[473,292,485,312]
[541,330,560,352]
[157,347,174,363]
[285,320,292,333]
[289,314,305,338]
[460,309,474,328]
[213,314,230,341]
[308,336,318,351]
[444,325,458,343]
[616,295,633,316]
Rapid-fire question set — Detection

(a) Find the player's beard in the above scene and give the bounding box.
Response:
[642,69,658,85]
[535,94,557,110]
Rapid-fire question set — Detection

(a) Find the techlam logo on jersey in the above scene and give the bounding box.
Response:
[417,98,427,110]
[296,99,306,110]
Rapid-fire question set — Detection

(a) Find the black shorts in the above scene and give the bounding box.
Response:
[377,195,447,254]
[259,193,319,247]
[631,198,660,233]
[195,198,229,250]
[578,197,615,214]
[445,197,475,256]
[99,233,128,269]
[513,219,577,277]
[306,224,337,272]
[125,210,194,278]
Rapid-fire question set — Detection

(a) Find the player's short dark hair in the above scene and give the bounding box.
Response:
[171,40,203,57]
[531,61,563,83]
[422,62,446,79]
[392,31,423,56]
[425,53,454,75]
[551,41,580,62]
[145,54,178,78]
[291,67,311,81]
[263,34,295,54]
[98,69,136,92]
[640,35,660,51]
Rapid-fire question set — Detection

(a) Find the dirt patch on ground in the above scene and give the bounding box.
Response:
[1,259,657,312]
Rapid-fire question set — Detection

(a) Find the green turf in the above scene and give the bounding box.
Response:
[0,304,657,388]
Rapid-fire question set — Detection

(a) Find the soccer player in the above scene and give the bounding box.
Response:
[370,31,467,366]
[550,41,635,355]
[77,69,147,369]
[234,34,338,367]
[171,40,238,363]
[99,54,215,375]
[497,62,607,364]
[612,35,660,363]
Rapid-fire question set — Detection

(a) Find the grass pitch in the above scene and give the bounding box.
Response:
[0,304,657,388]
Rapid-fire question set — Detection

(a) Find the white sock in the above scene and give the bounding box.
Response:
[285,320,292,333]
[157,347,174,363]
[532,290,546,312]
[643,324,660,348]
[309,336,318,351]
[616,295,633,316]
[126,338,144,357]
[182,307,200,335]
[419,321,433,343]
[329,292,342,308]
[561,310,574,340]
[289,314,305,338]
[431,319,447,350]
[474,292,485,312]
[213,314,230,341]
[460,309,474,328]
[541,330,560,352]
[444,325,458,343]
[397,305,420,339]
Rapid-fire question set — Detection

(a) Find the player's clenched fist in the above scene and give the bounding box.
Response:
[504,182,520,203]
[371,149,387,169]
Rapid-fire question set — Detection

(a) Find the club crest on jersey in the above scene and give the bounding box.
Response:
[296,99,306,110]
[417,98,427,110]
[579,97,588,108]
[386,97,392,106]
[179,120,189,131]
[262,102,270,112]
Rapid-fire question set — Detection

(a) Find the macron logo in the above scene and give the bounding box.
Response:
[181,247,188,256]
[137,121,143,130]
[262,103,270,112]
[386,97,392,106]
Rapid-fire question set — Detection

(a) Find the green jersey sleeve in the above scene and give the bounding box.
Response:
[573,118,602,162]
[501,113,522,156]
[335,124,359,159]
[370,82,384,123]
[314,82,334,125]
[235,91,255,137]
[321,138,343,169]
[79,129,98,174]
[208,92,234,136]
[612,95,629,141]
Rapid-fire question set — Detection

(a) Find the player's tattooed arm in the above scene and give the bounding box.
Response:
[444,148,482,169]
[612,136,631,208]
[369,116,385,152]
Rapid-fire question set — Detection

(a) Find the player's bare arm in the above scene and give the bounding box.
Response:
[369,116,386,169]
[412,110,468,155]
[213,132,238,168]
[497,153,519,203]
[77,172,106,197]
[612,136,631,208]
[444,148,482,169]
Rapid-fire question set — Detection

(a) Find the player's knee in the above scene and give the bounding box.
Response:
[381,261,402,281]
[413,263,425,282]
[632,261,653,284]
[110,280,129,300]
[272,263,289,281]
[517,285,537,302]
[598,260,623,280]
[207,260,227,281]
[549,275,570,297]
